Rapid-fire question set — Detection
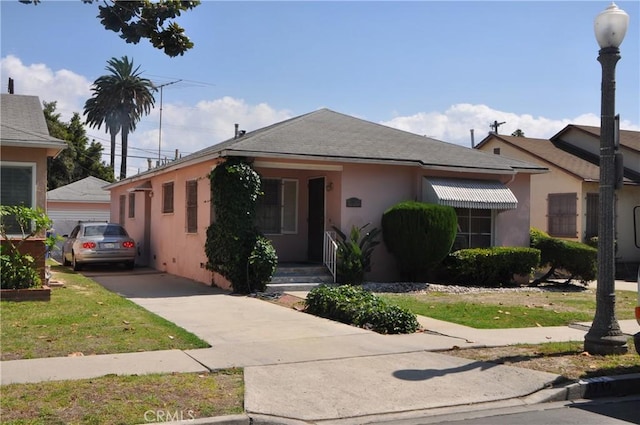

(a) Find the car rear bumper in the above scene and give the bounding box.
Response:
[75,251,135,263]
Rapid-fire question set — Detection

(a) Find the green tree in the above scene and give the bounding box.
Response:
[84,94,120,171]
[19,0,200,57]
[44,101,114,190]
[84,56,156,180]
[511,129,525,137]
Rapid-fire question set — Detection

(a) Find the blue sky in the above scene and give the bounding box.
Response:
[2,1,639,177]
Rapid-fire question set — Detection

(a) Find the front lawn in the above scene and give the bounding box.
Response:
[1,265,210,360]
[379,287,636,329]
[0,370,244,425]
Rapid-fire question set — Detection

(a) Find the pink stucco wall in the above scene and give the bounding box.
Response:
[1,146,49,215]
[109,161,221,288]
[108,156,535,285]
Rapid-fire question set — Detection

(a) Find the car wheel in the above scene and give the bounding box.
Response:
[72,253,83,271]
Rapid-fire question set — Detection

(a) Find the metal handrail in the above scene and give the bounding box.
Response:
[323,231,337,283]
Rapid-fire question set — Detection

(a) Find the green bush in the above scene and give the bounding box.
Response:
[446,247,540,286]
[333,224,381,285]
[0,206,59,290]
[530,228,597,284]
[205,158,277,293]
[381,201,457,281]
[305,285,419,334]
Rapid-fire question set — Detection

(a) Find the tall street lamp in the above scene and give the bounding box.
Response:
[584,2,629,355]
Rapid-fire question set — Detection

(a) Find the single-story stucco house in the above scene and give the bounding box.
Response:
[1,93,67,280]
[105,109,547,287]
[476,124,640,279]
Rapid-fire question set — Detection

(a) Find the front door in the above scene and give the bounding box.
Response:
[307,177,325,262]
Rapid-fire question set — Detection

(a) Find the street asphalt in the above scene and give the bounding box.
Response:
[1,268,638,424]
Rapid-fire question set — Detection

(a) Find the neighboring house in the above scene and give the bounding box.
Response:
[46,176,112,257]
[0,93,67,279]
[476,124,640,278]
[105,109,547,286]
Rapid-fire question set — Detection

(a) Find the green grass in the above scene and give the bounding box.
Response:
[380,289,637,329]
[1,265,210,360]
[0,370,244,425]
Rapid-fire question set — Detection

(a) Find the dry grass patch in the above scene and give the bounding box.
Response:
[1,370,244,425]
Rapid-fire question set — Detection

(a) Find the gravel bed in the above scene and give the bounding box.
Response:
[361,281,589,294]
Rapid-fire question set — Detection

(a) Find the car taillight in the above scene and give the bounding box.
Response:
[82,242,96,249]
[122,241,134,249]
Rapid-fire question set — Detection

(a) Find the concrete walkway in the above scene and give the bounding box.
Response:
[1,269,638,424]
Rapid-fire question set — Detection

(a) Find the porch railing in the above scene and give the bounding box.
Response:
[323,231,337,283]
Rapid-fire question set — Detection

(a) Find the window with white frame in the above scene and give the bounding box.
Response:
[256,178,298,234]
[452,208,493,250]
[0,162,35,234]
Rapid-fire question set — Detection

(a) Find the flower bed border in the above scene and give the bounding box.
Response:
[1,287,51,302]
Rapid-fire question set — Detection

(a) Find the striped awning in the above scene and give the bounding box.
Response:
[423,178,518,210]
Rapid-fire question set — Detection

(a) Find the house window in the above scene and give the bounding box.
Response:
[0,162,35,234]
[119,195,126,224]
[128,192,135,218]
[256,178,298,234]
[186,180,198,233]
[548,193,577,237]
[585,193,599,240]
[453,208,493,250]
[162,182,174,214]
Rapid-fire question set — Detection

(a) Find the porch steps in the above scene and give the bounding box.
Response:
[267,263,334,292]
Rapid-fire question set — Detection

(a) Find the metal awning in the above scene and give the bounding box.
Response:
[423,178,518,210]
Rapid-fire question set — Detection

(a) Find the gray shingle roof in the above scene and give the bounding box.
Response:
[0,94,67,150]
[556,124,640,153]
[110,109,547,187]
[47,176,111,203]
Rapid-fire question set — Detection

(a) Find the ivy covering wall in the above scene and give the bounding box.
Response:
[205,157,277,293]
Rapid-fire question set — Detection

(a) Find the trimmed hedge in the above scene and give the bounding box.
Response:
[446,247,541,287]
[530,228,597,283]
[381,201,457,281]
[305,285,419,334]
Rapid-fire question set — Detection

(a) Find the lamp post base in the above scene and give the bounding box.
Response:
[584,332,629,355]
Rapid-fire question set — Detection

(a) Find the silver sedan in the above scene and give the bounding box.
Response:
[62,222,136,271]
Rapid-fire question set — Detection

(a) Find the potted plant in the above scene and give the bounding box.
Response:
[1,205,59,300]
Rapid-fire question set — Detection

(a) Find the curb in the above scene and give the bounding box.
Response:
[535,373,640,402]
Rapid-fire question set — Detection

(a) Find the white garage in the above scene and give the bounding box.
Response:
[47,176,111,258]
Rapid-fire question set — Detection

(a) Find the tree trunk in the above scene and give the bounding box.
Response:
[110,132,116,171]
[120,130,128,180]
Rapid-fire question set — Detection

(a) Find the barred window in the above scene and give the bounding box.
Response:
[119,195,126,224]
[128,192,135,218]
[186,180,198,233]
[548,193,577,237]
[0,163,35,234]
[255,178,298,234]
[162,182,174,213]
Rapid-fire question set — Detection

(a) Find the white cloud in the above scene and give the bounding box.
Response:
[1,55,91,121]
[381,104,640,147]
[4,55,639,178]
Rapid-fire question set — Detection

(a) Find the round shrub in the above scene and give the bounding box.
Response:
[382,201,457,281]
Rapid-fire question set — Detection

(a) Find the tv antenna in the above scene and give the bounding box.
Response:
[490,120,506,134]
[154,79,182,162]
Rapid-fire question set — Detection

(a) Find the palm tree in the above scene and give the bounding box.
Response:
[84,95,120,171]
[83,56,156,179]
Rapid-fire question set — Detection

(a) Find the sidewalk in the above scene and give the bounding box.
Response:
[1,271,638,424]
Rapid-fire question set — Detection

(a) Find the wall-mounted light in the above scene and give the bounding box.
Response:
[326,181,333,191]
